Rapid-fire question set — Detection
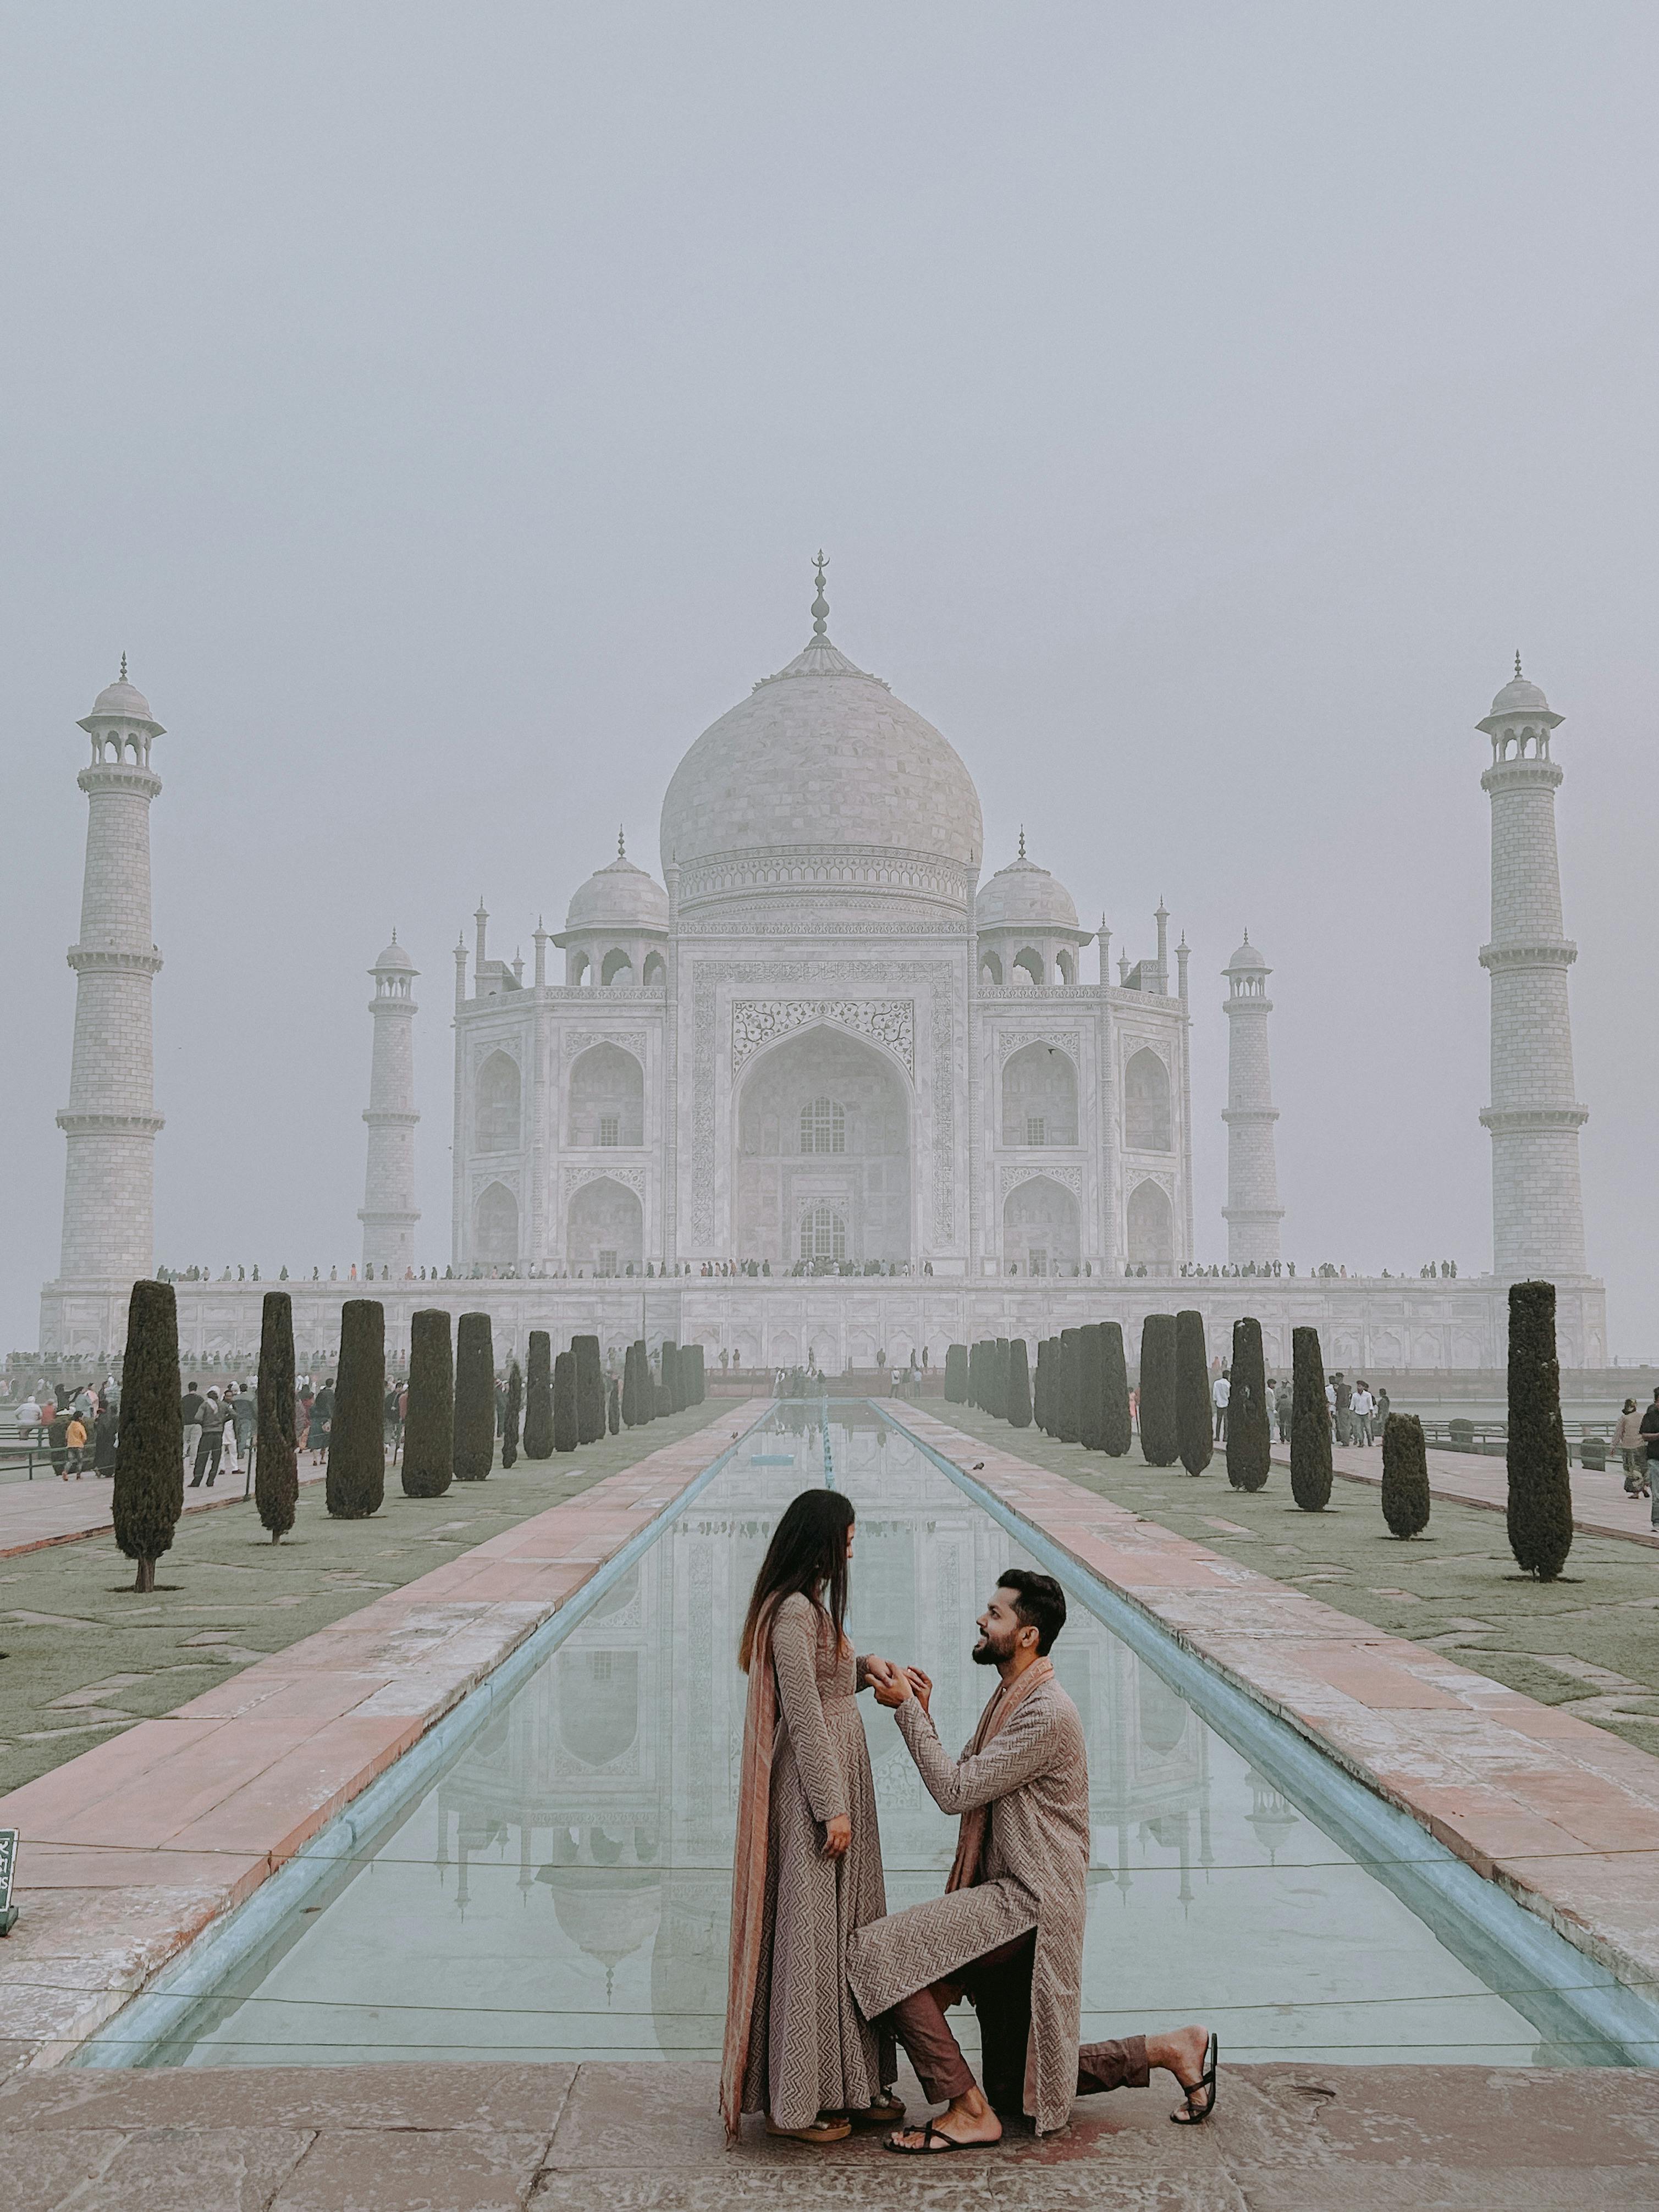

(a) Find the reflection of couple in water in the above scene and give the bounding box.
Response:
[720,1488,1217,2153]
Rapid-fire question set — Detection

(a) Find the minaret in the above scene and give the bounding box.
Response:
[360,934,420,1277]
[1221,933,1283,1266]
[1477,658,1588,1276]
[56,661,166,1284]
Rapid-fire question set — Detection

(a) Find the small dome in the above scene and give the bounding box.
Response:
[372,933,416,973]
[565,847,670,935]
[79,660,163,734]
[975,843,1080,933]
[1479,657,1561,733]
[1225,932,1269,973]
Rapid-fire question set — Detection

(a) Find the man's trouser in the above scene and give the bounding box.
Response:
[191,1431,223,1486]
[890,1932,1149,2117]
[1214,1406,1227,1440]
[183,1422,202,1472]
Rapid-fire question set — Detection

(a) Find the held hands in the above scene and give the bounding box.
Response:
[823,1813,852,1859]
[867,1655,914,1709]
[905,1667,933,1716]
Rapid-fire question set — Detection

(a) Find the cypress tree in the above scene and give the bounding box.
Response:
[1506,1280,1573,1580]
[113,1279,184,1592]
[573,1334,605,1444]
[553,1349,580,1452]
[501,1359,522,1469]
[1381,1411,1431,1538]
[326,1299,386,1519]
[255,1289,298,1542]
[1175,1310,1212,1477]
[1099,1322,1132,1457]
[523,1330,553,1458]
[1078,1323,1105,1453]
[402,1306,455,1497]
[608,1375,620,1432]
[658,1340,678,1417]
[1030,1339,1048,1432]
[1055,1328,1082,1444]
[944,1343,968,1403]
[687,1344,706,1404]
[453,1311,496,1481]
[1006,1338,1032,1427]
[621,1341,639,1427]
[1225,1316,1272,1493]
[633,1338,653,1422]
[1138,1315,1180,1468]
[1290,1325,1333,1510]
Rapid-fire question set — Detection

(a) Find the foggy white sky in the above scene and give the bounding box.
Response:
[4,3,1656,1356]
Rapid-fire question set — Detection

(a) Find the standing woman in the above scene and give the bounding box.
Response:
[721,1488,902,2147]
[92,1389,118,1479]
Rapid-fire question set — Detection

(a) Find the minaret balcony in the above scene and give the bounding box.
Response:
[1479,1104,1589,1132]
[66,945,163,976]
[1479,939,1577,971]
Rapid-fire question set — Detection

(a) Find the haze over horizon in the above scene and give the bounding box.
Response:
[4,3,1656,1359]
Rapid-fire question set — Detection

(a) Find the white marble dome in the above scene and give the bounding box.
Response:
[1225,932,1269,972]
[80,665,163,733]
[372,933,417,972]
[975,846,1079,933]
[659,628,984,904]
[565,847,670,934]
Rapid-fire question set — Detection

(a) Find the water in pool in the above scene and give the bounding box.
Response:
[164,1408,1557,2067]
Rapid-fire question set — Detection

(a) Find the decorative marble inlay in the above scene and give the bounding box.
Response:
[565,1029,649,1064]
[731,998,915,1079]
[562,1163,646,1200]
[999,1162,1083,1200]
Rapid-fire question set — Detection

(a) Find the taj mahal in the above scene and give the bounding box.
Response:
[36,567,1607,1376]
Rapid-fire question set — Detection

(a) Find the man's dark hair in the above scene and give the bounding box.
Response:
[999,1567,1067,1656]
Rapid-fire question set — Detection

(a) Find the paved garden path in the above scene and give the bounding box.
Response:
[1,2055,1656,2209]
[1,1459,328,1560]
[1283,1436,1659,1549]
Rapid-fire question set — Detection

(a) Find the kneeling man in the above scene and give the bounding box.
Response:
[850,1568,1215,2150]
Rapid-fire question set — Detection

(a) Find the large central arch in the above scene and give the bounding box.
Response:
[732,1025,911,1266]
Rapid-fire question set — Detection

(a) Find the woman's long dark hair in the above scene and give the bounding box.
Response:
[739,1488,855,1673]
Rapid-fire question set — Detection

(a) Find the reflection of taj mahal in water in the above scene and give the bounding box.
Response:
[429,1423,1223,2051]
[41,573,1606,1368]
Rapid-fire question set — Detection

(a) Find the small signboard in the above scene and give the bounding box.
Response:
[0,1827,16,1934]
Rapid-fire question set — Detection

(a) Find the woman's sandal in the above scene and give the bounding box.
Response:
[846,2093,906,2130]
[765,2115,852,2144]
[883,2119,994,2155]
[1170,2031,1219,2125]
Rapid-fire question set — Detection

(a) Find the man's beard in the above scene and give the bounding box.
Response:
[972,1626,1017,1667]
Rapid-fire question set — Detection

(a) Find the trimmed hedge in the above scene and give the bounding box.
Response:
[1055,1328,1082,1444]
[573,1334,605,1444]
[1381,1411,1431,1537]
[1138,1315,1180,1468]
[255,1289,299,1541]
[453,1311,496,1481]
[523,1331,553,1458]
[1290,1325,1332,1510]
[1175,1309,1212,1477]
[1099,1322,1132,1458]
[687,1344,706,1404]
[1032,1339,1050,1433]
[1225,1316,1272,1492]
[553,1349,579,1452]
[113,1279,184,1592]
[608,1375,620,1432]
[501,1359,522,1469]
[1078,1323,1105,1453]
[634,1339,653,1422]
[1507,1280,1573,1580]
[326,1299,385,1520]
[944,1344,968,1403]
[1007,1338,1032,1428]
[402,1307,455,1497]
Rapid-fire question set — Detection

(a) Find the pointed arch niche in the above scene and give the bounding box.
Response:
[734,1025,911,1267]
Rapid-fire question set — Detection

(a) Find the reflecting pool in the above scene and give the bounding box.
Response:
[167,1407,1556,2067]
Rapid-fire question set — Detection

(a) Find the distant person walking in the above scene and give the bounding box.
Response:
[1273,1377,1292,1444]
[231,1381,256,1483]
[1332,1375,1353,1447]
[1351,1383,1375,1447]
[63,1410,89,1479]
[181,1381,205,1476]
[92,1394,118,1479]
[191,1387,228,1487]
[308,1378,334,1466]
[1636,1392,1659,1521]
[1614,1400,1649,1497]
[1211,1370,1230,1442]
[1374,1386,1391,1432]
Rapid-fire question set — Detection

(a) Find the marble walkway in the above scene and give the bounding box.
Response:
[0,1458,329,1560]
[1274,1436,1659,1551]
[899,1407,1659,2029]
[0,1410,769,2081]
[3,2055,1658,2210]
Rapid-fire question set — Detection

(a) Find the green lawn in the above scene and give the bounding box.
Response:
[930,1402,1659,1755]
[0,1400,733,1795]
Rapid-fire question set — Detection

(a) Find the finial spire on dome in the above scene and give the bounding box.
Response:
[1017,825,1026,861]
[1515,649,1523,679]
[811,550,829,637]
[618,825,626,859]
[119,651,128,681]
